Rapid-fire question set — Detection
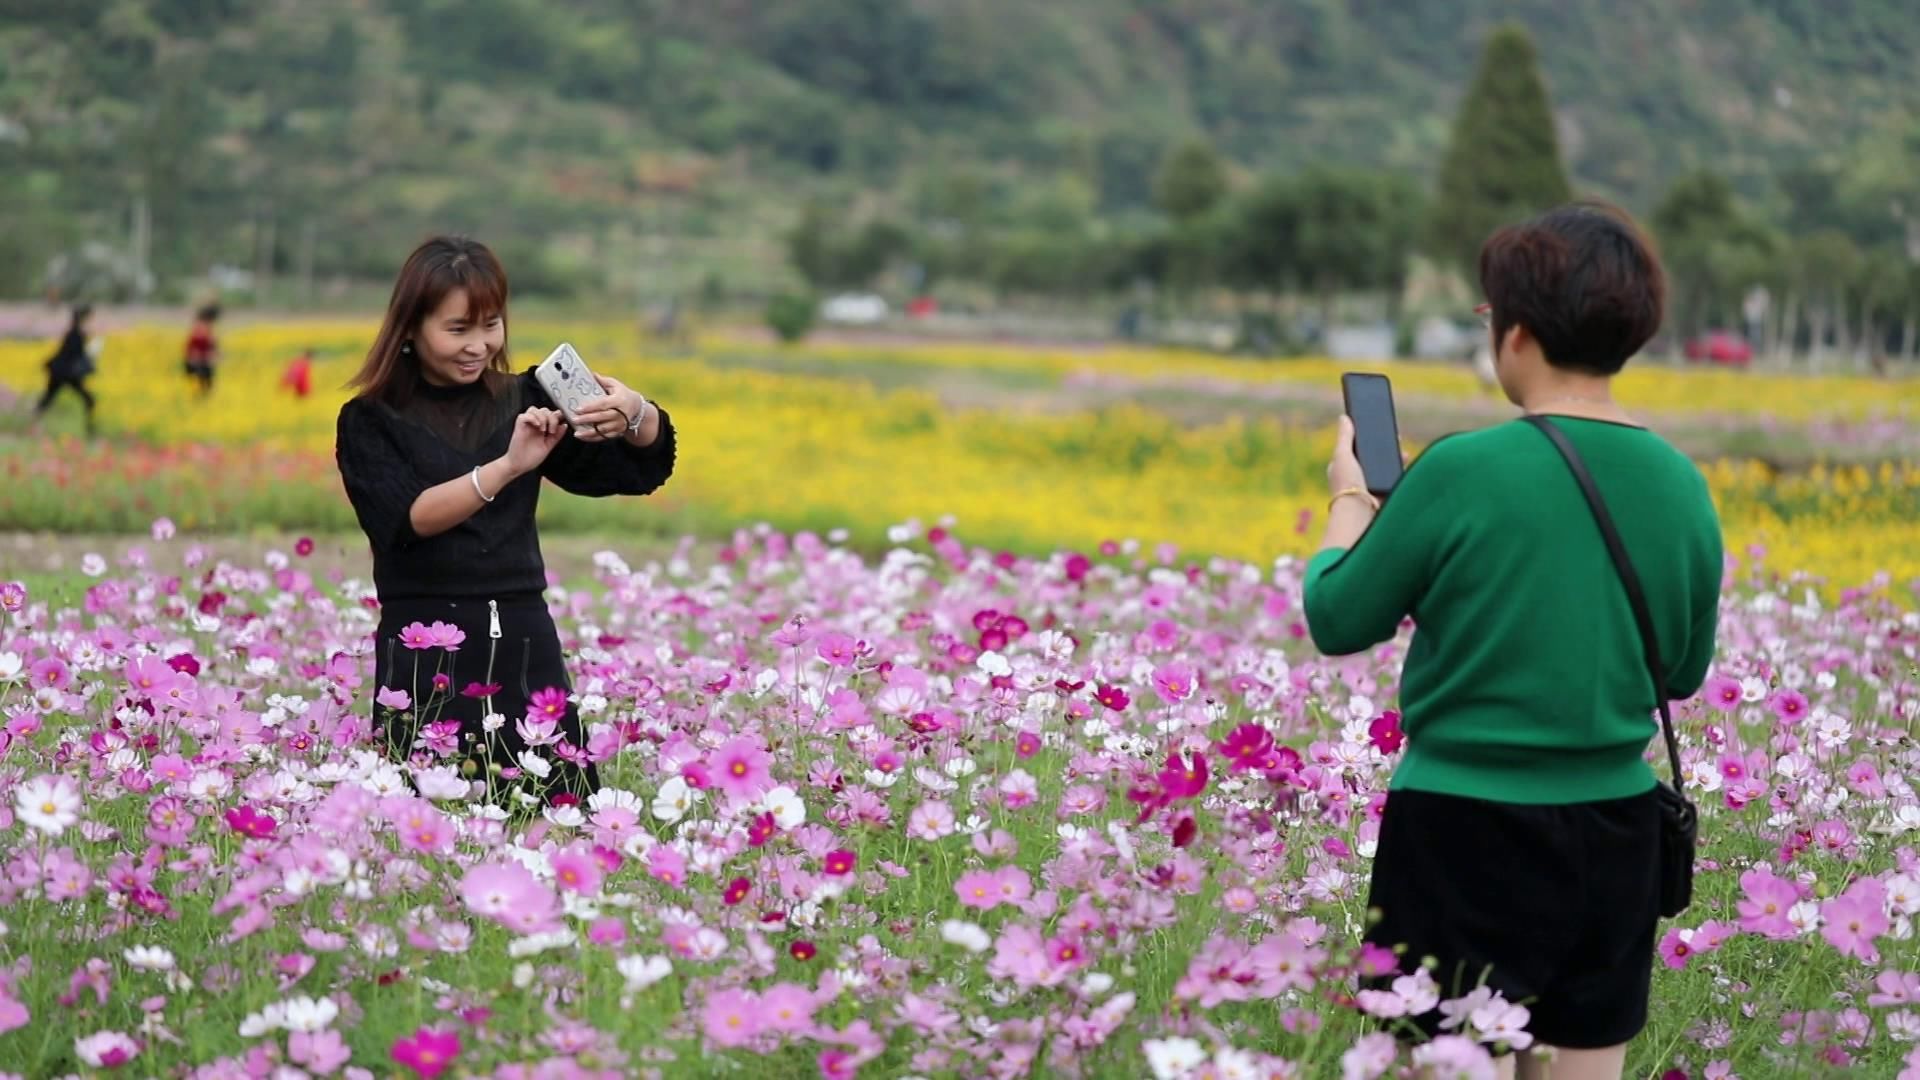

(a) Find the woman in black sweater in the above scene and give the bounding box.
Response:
[335,237,675,804]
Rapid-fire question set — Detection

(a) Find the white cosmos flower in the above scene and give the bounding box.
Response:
[80,553,108,577]
[0,652,22,682]
[516,751,553,779]
[976,651,1011,677]
[939,920,991,953]
[16,775,82,835]
[280,995,339,1032]
[652,777,700,823]
[1143,1036,1208,1080]
[238,1003,287,1038]
[123,945,176,971]
[762,786,806,829]
[617,954,673,991]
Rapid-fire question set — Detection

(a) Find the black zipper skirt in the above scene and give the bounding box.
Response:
[371,593,599,802]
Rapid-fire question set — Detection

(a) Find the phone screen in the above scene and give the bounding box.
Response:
[1341,373,1405,498]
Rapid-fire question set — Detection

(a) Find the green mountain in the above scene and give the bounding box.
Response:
[2,0,1915,299]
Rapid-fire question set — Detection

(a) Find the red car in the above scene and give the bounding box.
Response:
[1684,331,1753,367]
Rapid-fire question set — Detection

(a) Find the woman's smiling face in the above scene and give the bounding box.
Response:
[414,288,505,386]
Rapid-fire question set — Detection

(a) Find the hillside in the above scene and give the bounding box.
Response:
[2,0,1916,299]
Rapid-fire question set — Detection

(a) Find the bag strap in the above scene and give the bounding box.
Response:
[1521,415,1686,787]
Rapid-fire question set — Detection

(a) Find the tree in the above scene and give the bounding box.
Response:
[1653,171,1749,339]
[1427,23,1572,279]
[1221,177,1302,296]
[1289,167,1424,323]
[1153,139,1230,224]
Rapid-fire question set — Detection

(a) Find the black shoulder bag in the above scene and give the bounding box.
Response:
[1523,415,1697,918]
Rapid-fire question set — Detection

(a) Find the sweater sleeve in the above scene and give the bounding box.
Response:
[1667,512,1725,700]
[525,372,678,498]
[335,401,427,552]
[1302,439,1457,656]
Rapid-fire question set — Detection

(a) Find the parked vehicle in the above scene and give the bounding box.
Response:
[1684,330,1753,367]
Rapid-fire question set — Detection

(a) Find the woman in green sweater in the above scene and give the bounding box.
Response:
[1305,202,1722,1080]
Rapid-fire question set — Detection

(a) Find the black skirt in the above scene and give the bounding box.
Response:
[370,593,599,802]
[1361,786,1661,1050]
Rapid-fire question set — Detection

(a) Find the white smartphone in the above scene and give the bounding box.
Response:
[532,342,602,422]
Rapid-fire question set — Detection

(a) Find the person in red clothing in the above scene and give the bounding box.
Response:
[282,348,314,398]
[183,304,220,395]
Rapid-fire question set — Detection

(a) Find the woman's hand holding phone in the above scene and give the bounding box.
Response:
[569,373,649,444]
[1327,415,1367,496]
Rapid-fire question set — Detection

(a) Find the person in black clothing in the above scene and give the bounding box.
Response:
[335,236,675,805]
[34,304,99,436]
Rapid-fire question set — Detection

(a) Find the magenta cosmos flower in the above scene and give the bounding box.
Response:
[391,1027,460,1079]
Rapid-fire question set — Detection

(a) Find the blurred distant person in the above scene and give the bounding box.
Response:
[282,348,315,398]
[32,304,99,437]
[184,304,221,395]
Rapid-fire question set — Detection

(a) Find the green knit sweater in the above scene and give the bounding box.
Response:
[1304,417,1723,804]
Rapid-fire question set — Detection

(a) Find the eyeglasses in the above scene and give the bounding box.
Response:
[1474,303,1492,330]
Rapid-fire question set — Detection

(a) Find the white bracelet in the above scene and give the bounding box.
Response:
[471,466,496,504]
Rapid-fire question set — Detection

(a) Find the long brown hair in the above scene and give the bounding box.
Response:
[347,236,511,405]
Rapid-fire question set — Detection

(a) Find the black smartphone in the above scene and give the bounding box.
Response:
[1340,372,1405,499]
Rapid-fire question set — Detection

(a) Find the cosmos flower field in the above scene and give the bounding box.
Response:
[2,519,1918,1078]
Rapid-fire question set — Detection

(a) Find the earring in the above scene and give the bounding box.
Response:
[402,341,413,354]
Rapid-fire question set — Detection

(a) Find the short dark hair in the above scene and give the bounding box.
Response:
[197,304,222,322]
[1478,200,1665,376]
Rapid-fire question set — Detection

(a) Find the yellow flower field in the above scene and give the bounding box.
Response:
[1,323,1915,595]
[759,337,1919,423]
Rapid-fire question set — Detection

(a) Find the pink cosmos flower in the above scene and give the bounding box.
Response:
[0,992,28,1035]
[760,983,816,1033]
[550,845,604,895]
[703,988,762,1048]
[1822,877,1891,963]
[375,687,412,712]
[1158,752,1209,800]
[289,1029,351,1073]
[1769,688,1809,723]
[747,812,778,848]
[823,849,857,876]
[460,862,552,927]
[527,686,569,722]
[29,656,70,691]
[1150,661,1195,704]
[74,1030,139,1070]
[1095,684,1130,712]
[722,878,751,906]
[1737,868,1800,939]
[816,633,859,667]
[224,805,278,840]
[1658,927,1696,969]
[1215,723,1274,771]
[1367,711,1405,755]
[1868,969,1920,1007]
[1703,675,1743,712]
[123,656,182,696]
[709,736,774,803]
[907,800,955,841]
[392,1027,460,1078]
[1015,731,1042,759]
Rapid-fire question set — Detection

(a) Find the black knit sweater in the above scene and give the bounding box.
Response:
[335,368,676,602]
